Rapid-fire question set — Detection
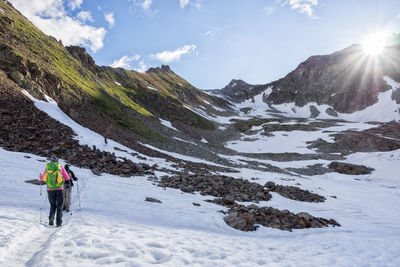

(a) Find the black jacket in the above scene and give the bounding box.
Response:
[64,166,77,188]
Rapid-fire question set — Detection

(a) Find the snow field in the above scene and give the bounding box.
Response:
[1,148,400,266]
[0,90,398,266]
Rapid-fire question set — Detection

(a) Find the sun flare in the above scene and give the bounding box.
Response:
[361,33,387,56]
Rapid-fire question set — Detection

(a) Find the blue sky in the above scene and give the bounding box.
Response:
[9,0,400,89]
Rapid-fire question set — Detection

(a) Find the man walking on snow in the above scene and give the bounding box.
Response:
[40,155,70,227]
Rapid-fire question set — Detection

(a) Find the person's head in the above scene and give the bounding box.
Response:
[50,155,58,162]
[65,164,70,170]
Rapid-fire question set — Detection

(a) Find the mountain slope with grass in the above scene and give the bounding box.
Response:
[0,0,230,146]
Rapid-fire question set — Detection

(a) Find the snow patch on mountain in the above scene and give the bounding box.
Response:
[338,77,400,122]
[159,119,179,131]
[147,86,159,91]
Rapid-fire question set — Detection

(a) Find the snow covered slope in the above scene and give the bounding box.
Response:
[1,92,400,266]
[227,77,400,122]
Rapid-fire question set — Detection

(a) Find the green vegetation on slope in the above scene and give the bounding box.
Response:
[0,1,215,141]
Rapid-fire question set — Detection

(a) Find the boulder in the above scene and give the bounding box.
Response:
[145,197,162,203]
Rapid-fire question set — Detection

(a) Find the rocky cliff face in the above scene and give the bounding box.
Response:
[66,45,98,72]
[217,42,400,114]
[266,44,399,113]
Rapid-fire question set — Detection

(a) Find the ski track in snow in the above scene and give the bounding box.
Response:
[0,93,400,266]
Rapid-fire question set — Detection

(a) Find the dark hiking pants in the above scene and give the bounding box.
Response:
[48,190,63,225]
[63,186,72,211]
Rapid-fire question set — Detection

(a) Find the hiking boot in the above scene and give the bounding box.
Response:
[56,220,62,227]
[49,220,54,226]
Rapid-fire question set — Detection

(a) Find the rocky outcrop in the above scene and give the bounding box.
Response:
[328,162,374,175]
[146,64,173,74]
[307,121,400,154]
[264,182,326,202]
[145,197,162,203]
[66,45,98,72]
[0,43,62,100]
[286,163,332,176]
[225,204,340,231]
[158,174,272,203]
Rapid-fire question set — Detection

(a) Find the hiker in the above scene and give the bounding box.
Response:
[40,155,70,227]
[63,164,78,212]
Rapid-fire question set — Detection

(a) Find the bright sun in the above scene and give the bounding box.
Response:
[361,33,387,56]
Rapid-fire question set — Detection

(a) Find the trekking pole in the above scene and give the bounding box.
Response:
[76,179,81,209]
[39,174,42,223]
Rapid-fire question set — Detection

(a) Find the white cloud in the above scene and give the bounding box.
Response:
[110,55,141,69]
[151,45,197,63]
[9,0,106,52]
[69,0,83,10]
[142,0,152,10]
[77,11,93,22]
[180,0,190,8]
[289,0,318,18]
[263,6,276,15]
[397,13,400,19]
[104,12,115,28]
[203,30,214,37]
[134,60,150,73]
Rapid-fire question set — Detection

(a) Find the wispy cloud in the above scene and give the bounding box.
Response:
[203,30,214,37]
[69,0,83,10]
[289,0,319,18]
[77,11,93,23]
[180,0,190,8]
[397,13,400,19]
[104,12,115,28]
[110,55,141,69]
[9,0,106,52]
[142,0,152,10]
[151,45,197,63]
[263,6,276,16]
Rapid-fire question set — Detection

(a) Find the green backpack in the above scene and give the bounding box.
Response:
[45,162,65,189]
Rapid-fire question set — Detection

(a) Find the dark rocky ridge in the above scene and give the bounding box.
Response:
[225,204,340,231]
[209,79,269,103]
[215,42,400,114]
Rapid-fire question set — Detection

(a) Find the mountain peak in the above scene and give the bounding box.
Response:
[225,79,249,88]
[146,64,173,74]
